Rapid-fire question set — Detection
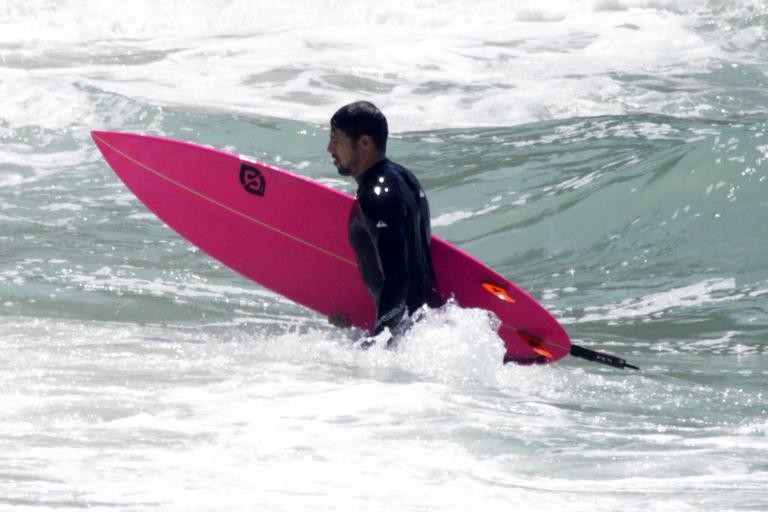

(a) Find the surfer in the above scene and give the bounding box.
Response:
[326,101,442,347]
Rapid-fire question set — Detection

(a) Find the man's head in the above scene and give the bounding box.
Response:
[327,101,388,178]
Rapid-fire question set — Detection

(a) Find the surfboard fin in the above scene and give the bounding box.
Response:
[516,330,554,360]
[570,344,639,370]
[481,282,516,303]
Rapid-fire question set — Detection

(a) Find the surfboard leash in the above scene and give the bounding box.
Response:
[507,329,639,370]
[569,343,639,370]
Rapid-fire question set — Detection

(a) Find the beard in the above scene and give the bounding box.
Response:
[335,159,353,176]
[333,150,358,177]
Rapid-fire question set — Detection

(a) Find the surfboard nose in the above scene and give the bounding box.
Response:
[91,130,117,143]
[91,130,113,150]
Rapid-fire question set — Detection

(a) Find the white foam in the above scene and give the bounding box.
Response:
[3,308,766,511]
[0,73,96,131]
[432,210,476,227]
[69,269,281,305]
[432,203,502,227]
[573,278,741,323]
[39,203,83,212]
[0,0,734,131]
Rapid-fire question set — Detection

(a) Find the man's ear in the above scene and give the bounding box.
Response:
[358,134,374,152]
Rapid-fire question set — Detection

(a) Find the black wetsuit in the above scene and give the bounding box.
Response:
[349,159,441,336]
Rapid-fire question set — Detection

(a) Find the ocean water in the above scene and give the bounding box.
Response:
[1,1,767,510]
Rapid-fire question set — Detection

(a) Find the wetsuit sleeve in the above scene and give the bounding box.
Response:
[359,189,409,335]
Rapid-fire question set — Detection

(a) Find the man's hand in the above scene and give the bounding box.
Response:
[328,312,352,329]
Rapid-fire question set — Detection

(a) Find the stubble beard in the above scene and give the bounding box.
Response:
[334,151,358,177]
[335,160,352,177]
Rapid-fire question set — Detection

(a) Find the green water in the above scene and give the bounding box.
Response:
[2,1,767,509]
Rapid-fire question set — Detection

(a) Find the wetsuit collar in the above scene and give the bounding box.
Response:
[355,157,389,187]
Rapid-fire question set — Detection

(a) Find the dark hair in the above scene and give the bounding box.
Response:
[330,101,388,153]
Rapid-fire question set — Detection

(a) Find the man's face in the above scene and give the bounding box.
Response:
[327,127,358,177]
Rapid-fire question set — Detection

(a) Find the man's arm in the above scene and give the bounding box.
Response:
[372,219,408,334]
[360,186,409,335]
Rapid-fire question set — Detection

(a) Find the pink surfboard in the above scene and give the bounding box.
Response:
[92,131,571,364]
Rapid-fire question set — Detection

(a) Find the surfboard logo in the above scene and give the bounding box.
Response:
[240,163,266,196]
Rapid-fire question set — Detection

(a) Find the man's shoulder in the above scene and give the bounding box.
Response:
[360,161,403,191]
[384,159,424,190]
[381,159,418,182]
[363,159,402,178]
[381,158,409,172]
[375,160,423,192]
[357,162,407,219]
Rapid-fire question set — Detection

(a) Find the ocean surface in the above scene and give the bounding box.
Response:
[1,1,767,510]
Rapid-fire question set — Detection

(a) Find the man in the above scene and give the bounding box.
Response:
[326,101,442,346]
